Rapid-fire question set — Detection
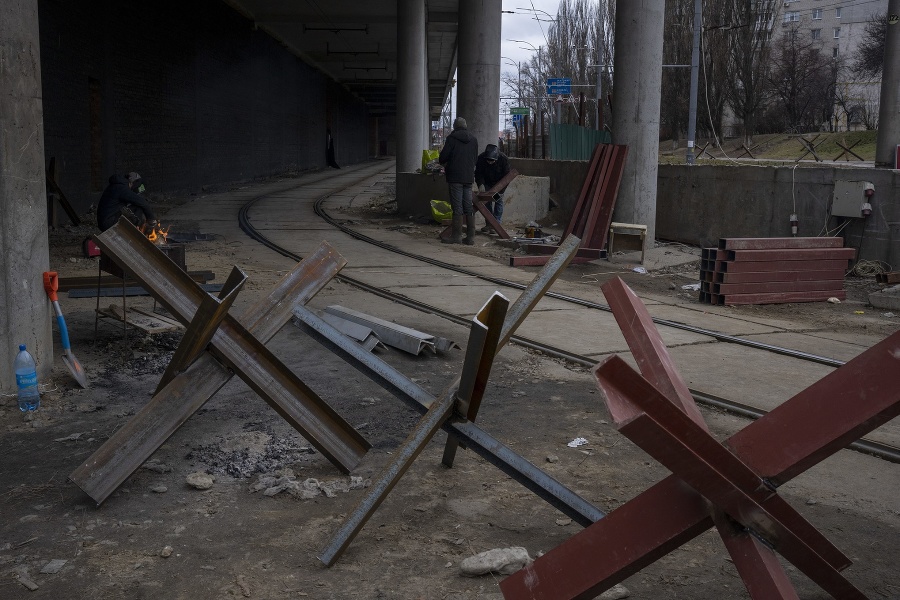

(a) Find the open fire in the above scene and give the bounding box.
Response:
[142,222,171,245]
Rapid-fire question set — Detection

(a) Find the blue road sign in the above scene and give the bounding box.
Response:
[546,78,571,95]
[512,114,524,123]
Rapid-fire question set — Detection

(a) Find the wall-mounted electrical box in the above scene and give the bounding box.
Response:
[831,180,873,218]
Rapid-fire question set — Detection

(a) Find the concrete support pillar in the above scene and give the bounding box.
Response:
[396,0,428,173]
[457,0,502,155]
[875,0,900,167]
[0,0,52,393]
[611,0,665,242]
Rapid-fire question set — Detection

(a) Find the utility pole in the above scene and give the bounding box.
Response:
[686,0,702,164]
[875,0,900,167]
[596,2,604,130]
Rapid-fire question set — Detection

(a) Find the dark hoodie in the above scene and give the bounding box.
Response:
[438,127,478,184]
[97,174,156,231]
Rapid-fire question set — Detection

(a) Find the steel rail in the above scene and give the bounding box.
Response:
[235,166,900,465]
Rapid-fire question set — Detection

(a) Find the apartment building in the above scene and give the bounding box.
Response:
[778,0,887,130]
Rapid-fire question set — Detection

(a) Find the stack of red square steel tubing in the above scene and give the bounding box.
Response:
[699,237,856,305]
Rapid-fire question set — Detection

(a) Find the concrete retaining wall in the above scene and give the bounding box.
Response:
[506,157,900,265]
[38,0,371,213]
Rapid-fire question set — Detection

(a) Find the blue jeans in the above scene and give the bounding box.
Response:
[448,182,474,216]
[486,193,504,222]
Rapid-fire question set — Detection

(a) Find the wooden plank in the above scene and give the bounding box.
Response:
[721,290,847,306]
[97,305,183,334]
[523,244,606,259]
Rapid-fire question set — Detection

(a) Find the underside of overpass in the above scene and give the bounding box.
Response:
[222,0,459,121]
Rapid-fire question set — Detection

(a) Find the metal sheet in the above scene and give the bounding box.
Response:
[70,241,347,505]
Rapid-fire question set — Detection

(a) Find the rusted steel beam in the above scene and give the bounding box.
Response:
[727,329,900,484]
[318,294,509,567]
[717,258,849,273]
[563,144,604,240]
[726,248,856,262]
[442,292,509,466]
[721,290,846,305]
[713,279,845,295]
[601,277,804,599]
[510,255,595,267]
[482,168,520,196]
[718,269,847,284]
[718,237,845,250]
[501,329,900,599]
[70,240,349,505]
[522,245,605,259]
[155,266,248,393]
[597,357,853,574]
[293,304,604,528]
[581,145,628,250]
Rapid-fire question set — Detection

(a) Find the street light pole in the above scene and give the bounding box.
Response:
[686,0,702,164]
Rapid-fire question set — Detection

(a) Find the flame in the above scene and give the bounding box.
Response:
[144,222,170,246]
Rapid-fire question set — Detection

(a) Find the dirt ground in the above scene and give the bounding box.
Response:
[1,190,898,599]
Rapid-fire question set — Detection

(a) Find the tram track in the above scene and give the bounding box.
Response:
[237,163,900,465]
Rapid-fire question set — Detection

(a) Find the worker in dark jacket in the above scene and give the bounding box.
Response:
[97,172,156,232]
[474,144,511,232]
[438,117,478,245]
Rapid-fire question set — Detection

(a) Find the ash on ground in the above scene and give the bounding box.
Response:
[186,430,316,478]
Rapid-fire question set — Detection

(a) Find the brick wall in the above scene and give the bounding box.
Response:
[38,0,370,213]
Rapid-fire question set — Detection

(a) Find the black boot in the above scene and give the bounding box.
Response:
[464,214,476,245]
[442,215,463,244]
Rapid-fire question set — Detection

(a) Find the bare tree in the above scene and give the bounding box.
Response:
[766,29,833,132]
[853,13,887,79]
[721,0,779,146]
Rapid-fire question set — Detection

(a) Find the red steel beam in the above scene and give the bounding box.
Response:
[501,328,900,600]
[717,259,849,273]
[718,237,845,250]
[726,248,856,262]
[563,144,604,240]
[602,277,801,598]
[721,290,846,305]
[581,145,628,250]
[713,279,844,294]
[718,269,846,284]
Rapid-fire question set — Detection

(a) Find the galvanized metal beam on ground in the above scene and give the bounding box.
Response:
[319,311,385,352]
[500,291,900,599]
[324,305,457,355]
[70,227,367,505]
[317,293,509,567]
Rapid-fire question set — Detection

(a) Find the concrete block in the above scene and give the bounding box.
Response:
[869,285,900,311]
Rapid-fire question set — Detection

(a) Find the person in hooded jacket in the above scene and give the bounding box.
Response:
[474,143,511,232]
[97,172,156,232]
[438,117,478,245]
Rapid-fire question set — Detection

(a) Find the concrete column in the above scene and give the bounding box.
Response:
[457,0,502,155]
[875,0,900,167]
[396,0,428,173]
[611,0,666,242]
[0,0,52,393]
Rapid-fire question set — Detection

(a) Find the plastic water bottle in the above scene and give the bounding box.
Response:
[14,344,40,412]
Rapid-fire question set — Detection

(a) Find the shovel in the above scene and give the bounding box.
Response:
[43,271,89,388]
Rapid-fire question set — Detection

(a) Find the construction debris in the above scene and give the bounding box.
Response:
[699,237,856,305]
